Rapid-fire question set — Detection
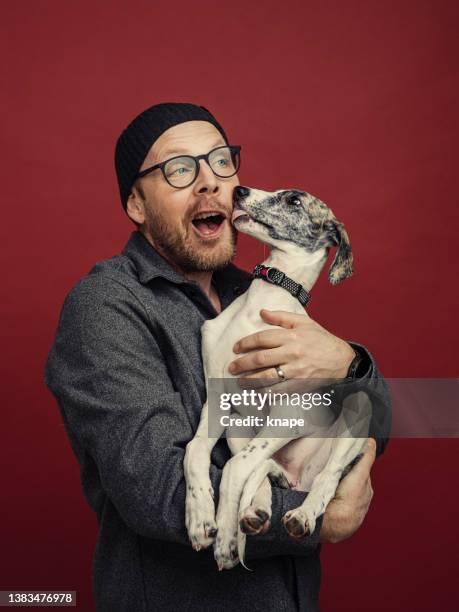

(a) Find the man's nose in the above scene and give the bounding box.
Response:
[194,159,219,193]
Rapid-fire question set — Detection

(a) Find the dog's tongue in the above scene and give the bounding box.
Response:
[231,209,249,224]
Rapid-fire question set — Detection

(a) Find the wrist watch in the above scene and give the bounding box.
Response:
[346,347,364,379]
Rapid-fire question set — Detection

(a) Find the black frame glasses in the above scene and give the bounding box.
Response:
[135,144,242,189]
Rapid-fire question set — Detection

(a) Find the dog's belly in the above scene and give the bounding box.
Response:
[273,436,334,492]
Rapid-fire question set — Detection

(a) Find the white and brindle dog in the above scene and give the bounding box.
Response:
[184,186,371,570]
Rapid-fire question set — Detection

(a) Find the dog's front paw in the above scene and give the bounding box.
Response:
[185,484,218,551]
[213,527,239,570]
[282,507,316,539]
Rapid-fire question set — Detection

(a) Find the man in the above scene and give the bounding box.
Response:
[44,102,391,611]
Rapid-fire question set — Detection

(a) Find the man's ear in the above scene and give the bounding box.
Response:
[126,184,146,225]
[325,220,354,285]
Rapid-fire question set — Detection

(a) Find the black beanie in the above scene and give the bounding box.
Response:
[114,102,229,211]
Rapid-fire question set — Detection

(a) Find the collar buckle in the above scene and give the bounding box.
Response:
[266,266,285,285]
[252,263,311,308]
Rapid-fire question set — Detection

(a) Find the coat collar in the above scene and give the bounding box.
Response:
[122,230,185,285]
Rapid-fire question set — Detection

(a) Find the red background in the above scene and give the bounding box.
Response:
[1,1,458,610]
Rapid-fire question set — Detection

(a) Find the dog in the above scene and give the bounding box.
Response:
[184,186,371,570]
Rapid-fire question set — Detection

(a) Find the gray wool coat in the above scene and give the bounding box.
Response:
[44,230,391,612]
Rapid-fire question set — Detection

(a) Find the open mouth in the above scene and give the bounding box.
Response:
[191,211,226,239]
[232,208,272,232]
[231,209,251,225]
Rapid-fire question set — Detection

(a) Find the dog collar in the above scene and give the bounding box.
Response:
[252,264,311,307]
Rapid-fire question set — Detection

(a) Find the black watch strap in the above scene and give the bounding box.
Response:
[346,348,364,379]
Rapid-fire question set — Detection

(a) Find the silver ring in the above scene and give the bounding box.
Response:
[275,366,286,380]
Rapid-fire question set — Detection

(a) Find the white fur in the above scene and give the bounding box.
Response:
[184,188,370,570]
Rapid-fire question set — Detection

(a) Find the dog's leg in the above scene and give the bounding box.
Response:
[239,460,290,536]
[283,391,372,538]
[236,460,290,569]
[214,432,296,569]
[184,400,225,550]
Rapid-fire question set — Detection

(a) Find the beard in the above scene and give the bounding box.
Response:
[143,205,238,272]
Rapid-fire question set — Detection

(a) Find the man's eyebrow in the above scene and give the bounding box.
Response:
[161,139,226,158]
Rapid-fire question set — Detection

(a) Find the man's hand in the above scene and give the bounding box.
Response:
[228,309,355,381]
[320,438,376,543]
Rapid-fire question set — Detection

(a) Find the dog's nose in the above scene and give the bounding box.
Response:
[234,186,250,200]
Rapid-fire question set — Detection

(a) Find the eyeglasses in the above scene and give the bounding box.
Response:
[135,145,242,189]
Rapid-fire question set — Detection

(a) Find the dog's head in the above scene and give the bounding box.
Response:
[232,186,353,285]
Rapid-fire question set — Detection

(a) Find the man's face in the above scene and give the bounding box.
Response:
[127,121,240,272]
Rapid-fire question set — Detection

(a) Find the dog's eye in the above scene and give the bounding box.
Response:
[286,195,302,206]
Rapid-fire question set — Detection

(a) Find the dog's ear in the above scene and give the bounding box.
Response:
[324,220,354,284]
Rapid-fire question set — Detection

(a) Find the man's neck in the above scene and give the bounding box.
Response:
[177,268,223,314]
[183,269,222,314]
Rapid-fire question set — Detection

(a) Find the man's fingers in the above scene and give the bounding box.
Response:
[229,346,288,375]
[233,328,285,354]
[259,309,309,329]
